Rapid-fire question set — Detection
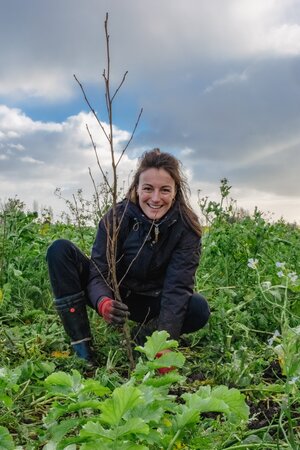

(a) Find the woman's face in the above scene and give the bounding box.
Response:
[136,168,176,220]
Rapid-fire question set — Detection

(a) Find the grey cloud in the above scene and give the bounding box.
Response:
[1,1,300,222]
[2,0,300,99]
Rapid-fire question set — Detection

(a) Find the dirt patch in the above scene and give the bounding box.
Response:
[248,399,281,430]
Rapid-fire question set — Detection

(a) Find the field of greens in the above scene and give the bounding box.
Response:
[0,187,300,449]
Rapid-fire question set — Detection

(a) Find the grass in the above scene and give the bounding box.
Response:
[0,191,299,449]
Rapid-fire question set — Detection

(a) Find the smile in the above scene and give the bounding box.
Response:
[147,204,163,209]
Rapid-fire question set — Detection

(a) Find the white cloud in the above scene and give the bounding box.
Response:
[265,24,300,55]
[20,156,44,165]
[8,143,25,151]
[0,69,75,102]
[0,103,298,224]
[0,105,138,217]
[204,70,249,94]
[180,147,195,157]
[229,0,300,57]
[0,105,62,134]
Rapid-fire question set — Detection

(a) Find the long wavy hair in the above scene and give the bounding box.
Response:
[126,148,201,237]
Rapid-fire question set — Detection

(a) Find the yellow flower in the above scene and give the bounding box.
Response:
[162,417,172,428]
[51,350,70,358]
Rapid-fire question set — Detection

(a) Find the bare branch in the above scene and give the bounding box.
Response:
[117,219,155,287]
[88,167,102,217]
[116,107,143,167]
[86,124,113,195]
[111,71,128,103]
[73,74,110,142]
[90,256,114,293]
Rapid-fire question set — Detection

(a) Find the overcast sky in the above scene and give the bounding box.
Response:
[1,0,300,224]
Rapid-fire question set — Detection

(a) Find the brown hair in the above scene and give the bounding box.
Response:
[126,148,201,237]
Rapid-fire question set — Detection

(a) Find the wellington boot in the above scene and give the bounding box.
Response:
[55,291,95,363]
[72,340,97,366]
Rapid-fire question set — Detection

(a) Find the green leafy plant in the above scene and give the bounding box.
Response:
[38,331,249,449]
[1,183,300,448]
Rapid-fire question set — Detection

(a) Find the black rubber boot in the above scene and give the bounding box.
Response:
[55,291,96,363]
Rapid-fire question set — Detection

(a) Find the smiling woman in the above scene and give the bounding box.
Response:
[136,167,176,220]
[46,148,210,364]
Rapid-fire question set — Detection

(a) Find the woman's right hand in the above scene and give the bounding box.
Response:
[97,297,129,324]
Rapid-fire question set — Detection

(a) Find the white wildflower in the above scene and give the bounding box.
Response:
[288,272,298,283]
[288,376,300,385]
[275,262,285,268]
[247,258,259,269]
[277,271,284,278]
[267,329,280,346]
[262,281,272,290]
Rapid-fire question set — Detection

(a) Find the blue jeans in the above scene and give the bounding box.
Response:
[46,239,210,334]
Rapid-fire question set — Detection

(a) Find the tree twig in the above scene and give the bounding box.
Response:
[73,74,110,142]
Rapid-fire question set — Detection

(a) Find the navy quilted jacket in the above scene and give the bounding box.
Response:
[87,199,201,339]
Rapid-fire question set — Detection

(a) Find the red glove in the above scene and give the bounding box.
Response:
[97,297,129,325]
[156,349,175,375]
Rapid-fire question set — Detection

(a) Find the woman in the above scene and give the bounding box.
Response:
[46,149,210,362]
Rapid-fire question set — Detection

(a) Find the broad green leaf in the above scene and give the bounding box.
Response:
[43,400,103,428]
[274,325,300,377]
[182,385,249,424]
[81,420,149,446]
[211,385,249,423]
[80,379,110,397]
[45,370,82,395]
[173,405,200,429]
[144,372,185,387]
[42,440,56,450]
[47,417,86,443]
[81,439,148,450]
[34,361,56,379]
[136,385,173,419]
[81,443,113,450]
[118,445,149,450]
[0,367,20,389]
[132,403,164,423]
[81,420,114,439]
[135,330,178,360]
[99,385,143,425]
[0,393,13,408]
[110,417,149,439]
[43,442,76,450]
[0,426,15,450]
[146,351,185,370]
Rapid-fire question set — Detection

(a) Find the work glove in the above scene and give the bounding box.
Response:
[156,349,175,375]
[97,297,129,325]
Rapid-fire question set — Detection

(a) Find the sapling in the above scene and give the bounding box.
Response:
[74,13,142,371]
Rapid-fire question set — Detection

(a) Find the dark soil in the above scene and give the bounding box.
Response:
[248,399,281,430]
[262,360,285,383]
